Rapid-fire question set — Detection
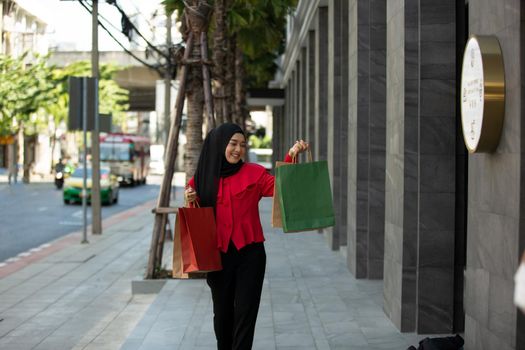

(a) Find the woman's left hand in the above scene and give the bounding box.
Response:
[288,140,309,158]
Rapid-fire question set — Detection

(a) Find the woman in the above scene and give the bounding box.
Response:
[185,123,308,350]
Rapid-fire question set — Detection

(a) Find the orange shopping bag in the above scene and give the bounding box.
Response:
[172,212,189,279]
[179,206,222,273]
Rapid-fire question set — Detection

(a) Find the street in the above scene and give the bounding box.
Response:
[0,175,165,263]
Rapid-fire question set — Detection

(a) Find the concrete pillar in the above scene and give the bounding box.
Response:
[300,47,307,143]
[297,54,304,143]
[285,84,291,151]
[347,0,386,279]
[307,30,316,149]
[315,7,329,162]
[288,70,297,142]
[327,0,349,250]
[367,0,387,279]
[384,0,457,333]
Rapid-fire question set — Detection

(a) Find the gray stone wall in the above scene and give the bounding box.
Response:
[368,0,386,279]
[327,0,350,250]
[384,0,406,331]
[316,7,329,162]
[465,1,522,349]
[417,0,457,334]
[327,0,343,250]
[307,31,316,150]
[348,0,387,280]
[299,49,306,141]
[384,0,458,334]
[347,0,358,277]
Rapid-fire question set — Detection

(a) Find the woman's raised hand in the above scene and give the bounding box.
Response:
[185,187,197,203]
[288,140,310,158]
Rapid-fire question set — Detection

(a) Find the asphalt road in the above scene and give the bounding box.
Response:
[0,175,169,263]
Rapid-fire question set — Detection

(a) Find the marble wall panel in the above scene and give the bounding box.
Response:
[308,31,316,147]
[347,0,358,275]
[300,47,307,141]
[465,1,522,347]
[316,7,329,162]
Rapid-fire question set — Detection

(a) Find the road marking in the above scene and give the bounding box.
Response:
[72,210,91,219]
[39,243,51,249]
[29,247,43,253]
[38,206,48,212]
[17,252,31,257]
[59,221,82,226]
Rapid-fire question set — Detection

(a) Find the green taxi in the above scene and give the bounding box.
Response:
[63,167,119,205]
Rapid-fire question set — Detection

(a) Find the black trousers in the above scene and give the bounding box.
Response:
[206,241,266,350]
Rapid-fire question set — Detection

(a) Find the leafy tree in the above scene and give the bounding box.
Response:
[0,53,55,136]
[43,60,129,170]
[0,53,56,181]
[162,0,296,127]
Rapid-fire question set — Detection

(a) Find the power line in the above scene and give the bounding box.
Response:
[108,0,170,60]
[77,0,164,75]
[95,7,144,49]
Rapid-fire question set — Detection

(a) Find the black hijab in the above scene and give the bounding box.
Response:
[194,123,245,208]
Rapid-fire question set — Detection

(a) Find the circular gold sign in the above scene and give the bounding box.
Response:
[460,35,505,153]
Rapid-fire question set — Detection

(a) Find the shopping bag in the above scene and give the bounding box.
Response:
[179,206,222,273]
[172,213,189,279]
[271,161,292,228]
[275,159,335,232]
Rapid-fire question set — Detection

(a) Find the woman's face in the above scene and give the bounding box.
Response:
[224,133,246,164]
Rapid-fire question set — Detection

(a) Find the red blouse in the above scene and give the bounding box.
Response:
[188,155,293,252]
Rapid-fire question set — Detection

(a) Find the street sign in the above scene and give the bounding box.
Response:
[68,77,112,132]
[68,77,96,131]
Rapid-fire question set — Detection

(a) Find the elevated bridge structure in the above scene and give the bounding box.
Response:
[48,51,161,111]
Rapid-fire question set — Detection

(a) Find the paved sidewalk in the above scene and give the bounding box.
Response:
[122,199,425,350]
[0,198,160,350]
[0,193,426,350]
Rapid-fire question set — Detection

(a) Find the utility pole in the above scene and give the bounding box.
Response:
[164,11,172,150]
[164,11,174,238]
[91,0,102,234]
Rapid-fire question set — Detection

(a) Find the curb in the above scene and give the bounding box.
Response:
[0,199,157,279]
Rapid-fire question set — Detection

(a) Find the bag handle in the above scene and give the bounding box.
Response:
[292,149,313,163]
[184,198,200,208]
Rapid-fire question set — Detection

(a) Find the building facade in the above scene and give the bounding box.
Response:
[0,0,48,173]
[273,1,524,349]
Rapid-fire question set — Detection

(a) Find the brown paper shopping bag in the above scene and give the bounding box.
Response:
[172,213,189,279]
[271,161,292,228]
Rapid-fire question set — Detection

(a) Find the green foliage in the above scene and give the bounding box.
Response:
[162,0,297,88]
[162,0,184,17]
[228,0,297,87]
[0,53,56,135]
[0,56,129,136]
[46,60,130,131]
[249,134,271,149]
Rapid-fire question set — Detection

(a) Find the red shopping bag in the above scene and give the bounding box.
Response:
[179,206,222,273]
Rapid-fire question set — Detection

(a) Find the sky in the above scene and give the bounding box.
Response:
[16,0,169,51]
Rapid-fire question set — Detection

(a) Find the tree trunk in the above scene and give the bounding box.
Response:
[50,127,58,174]
[212,0,227,125]
[234,45,245,127]
[224,35,236,123]
[184,34,205,182]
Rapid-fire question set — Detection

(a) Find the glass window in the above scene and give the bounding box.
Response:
[100,143,131,161]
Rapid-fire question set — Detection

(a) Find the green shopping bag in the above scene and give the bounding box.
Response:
[275,159,335,232]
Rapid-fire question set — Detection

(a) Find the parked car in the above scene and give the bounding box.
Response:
[63,167,119,205]
[248,148,273,171]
